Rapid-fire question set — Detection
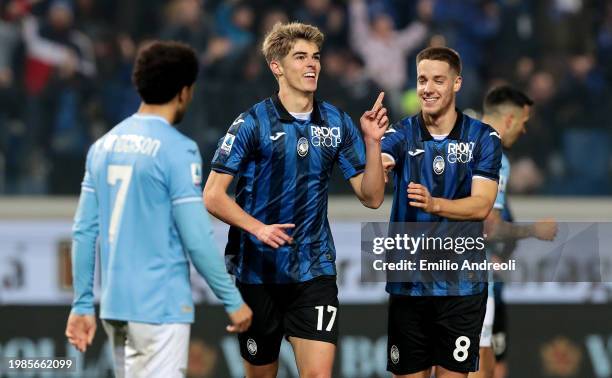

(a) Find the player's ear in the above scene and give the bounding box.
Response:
[177,86,190,104]
[504,113,514,130]
[270,60,283,77]
[453,75,462,93]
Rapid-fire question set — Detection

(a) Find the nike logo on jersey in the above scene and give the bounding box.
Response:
[187,149,198,155]
[382,128,396,140]
[269,132,286,141]
[408,149,425,156]
[232,118,245,127]
[490,131,501,139]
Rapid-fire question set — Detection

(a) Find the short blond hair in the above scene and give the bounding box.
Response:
[261,22,324,63]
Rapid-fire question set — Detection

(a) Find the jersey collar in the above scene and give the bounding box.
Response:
[417,109,463,141]
[271,93,324,125]
[132,113,171,125]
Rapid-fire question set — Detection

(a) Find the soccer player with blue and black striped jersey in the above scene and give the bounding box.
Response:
[204,22,389,377]
[375,47,502,377]
[476,85,557,378]
[65,41,252,378]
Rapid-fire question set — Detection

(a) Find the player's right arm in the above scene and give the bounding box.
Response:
[204,172,294,248]
[67,146,99,352]
[484,209,557,242]
[204,113,294,249]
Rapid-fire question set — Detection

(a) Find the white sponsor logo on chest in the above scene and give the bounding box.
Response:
[310,126,341,148]
[447,142,475,164]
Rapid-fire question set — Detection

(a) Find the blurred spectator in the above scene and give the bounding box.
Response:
[491,0,536,79]
[259,8,289,36]
[214,0,255,54]
[0,0,29,193]
[74,0,113,39]
[428,0,500,109]
[295,0,347,48]
[556,53,609,130]
[317,48,350,111]
[161,0,211,52]
[348,0,428,116]
[536,0,594,54]
[340,51,384,122]
[91,32,139,129]
[509,70,557,194]
[0,0,609,195]
[596,1,612,84]
[21,0,96,193]
[554,53,611,194]
[115,0,165,40]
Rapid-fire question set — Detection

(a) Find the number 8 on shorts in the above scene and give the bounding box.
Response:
[453,336,471,362]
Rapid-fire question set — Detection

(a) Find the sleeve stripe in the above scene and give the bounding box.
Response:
[472,175,497,182]
[381,152,396,165]
[172,197,202,205]
[346,166,365,180]
[81,186,95,193]
[211,163,238,176]
[472,170,499,181]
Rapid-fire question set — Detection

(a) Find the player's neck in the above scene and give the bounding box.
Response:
[481,115,504,138]
[277,86,314,113]
[137,103,175,125]
[422,106,457,136]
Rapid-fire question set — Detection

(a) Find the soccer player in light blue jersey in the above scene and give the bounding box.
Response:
[65,41,252,378]
[473,85,557,378]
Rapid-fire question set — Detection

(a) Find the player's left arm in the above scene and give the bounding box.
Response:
[409,126,502,220]
[70,188,99,314]
[349,92,388,208]
[482,161,558,241]
[407,178,498,220]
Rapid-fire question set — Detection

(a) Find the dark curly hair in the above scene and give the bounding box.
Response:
[483,85,534,115]
[132,41,199,104]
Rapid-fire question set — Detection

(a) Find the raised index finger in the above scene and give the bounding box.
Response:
[370,92,385,111]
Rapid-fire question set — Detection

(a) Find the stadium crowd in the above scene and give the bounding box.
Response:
[0,0,610,195]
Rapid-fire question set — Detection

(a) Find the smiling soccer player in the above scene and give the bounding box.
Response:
[370,47,502,378]
[204,22,388,378]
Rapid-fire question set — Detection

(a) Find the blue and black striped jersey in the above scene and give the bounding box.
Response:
[382,111,502,296]
[211,95,366,284]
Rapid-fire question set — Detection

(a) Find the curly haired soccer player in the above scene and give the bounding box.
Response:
[66,41,252,378]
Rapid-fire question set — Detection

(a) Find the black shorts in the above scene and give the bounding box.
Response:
[387,289,488,375]
[236,275,339,365]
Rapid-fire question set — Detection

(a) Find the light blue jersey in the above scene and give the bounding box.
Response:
[71,113,243,324]
[494,153,510,211]
[487,152,510,296]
